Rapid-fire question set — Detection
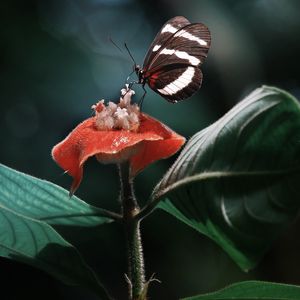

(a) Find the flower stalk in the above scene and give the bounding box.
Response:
[119,161,145,300]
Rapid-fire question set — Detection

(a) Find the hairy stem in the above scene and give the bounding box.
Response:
[119,162,145,300]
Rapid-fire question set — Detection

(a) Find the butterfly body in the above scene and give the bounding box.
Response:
[135,16,211,103]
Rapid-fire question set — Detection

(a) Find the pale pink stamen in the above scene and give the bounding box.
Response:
[93,85,140,131]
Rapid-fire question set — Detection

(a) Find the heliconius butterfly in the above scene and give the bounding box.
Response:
[134,16,211,103]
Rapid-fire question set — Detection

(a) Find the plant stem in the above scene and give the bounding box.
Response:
[119,162,145,300]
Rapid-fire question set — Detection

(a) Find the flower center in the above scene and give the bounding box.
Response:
[92,86,140,131]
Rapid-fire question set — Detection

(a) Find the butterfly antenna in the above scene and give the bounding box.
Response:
[108,36,124,54]
[124,42,137,67]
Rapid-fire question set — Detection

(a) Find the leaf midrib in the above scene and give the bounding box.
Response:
[153,166,300,201]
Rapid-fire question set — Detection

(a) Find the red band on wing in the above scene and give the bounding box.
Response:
[148,72,160,89]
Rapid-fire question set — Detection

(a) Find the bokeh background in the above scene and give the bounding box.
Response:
[1,0,300,299]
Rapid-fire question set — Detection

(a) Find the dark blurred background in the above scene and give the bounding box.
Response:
[1,0,300,299]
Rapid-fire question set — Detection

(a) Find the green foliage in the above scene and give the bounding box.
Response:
[0,163,114,299]
[0,163,113,226]
[153,86,300,270]
[0,204,111,299]
[182,281,300,299]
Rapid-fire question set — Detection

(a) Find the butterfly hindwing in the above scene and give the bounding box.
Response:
[148,65,202,103]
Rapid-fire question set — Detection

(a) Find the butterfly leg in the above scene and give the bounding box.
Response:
[128,81,136,90]
[138,84,147,109]
[126,70,135,84]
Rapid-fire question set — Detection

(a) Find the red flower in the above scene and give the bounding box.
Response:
[52,88,185,195]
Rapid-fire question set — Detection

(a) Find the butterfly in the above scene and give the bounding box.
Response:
[134,16,211,103]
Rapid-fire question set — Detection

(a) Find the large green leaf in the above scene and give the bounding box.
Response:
[0,204,112,299]
[182,281,300,300]
[0,163,114,226]
[149,86,300,270]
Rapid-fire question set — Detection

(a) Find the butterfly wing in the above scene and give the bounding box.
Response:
[143,16,191,68]
[148,65,202,103]
[147,23,211,71]
[143,18,211,102]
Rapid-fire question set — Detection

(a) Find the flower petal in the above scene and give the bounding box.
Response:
[52,114,177,194]
[130,114,186,175]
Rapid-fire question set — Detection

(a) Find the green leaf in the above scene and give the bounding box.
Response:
[182,281,300,300]
[152,86,300,270]
[0,163,115,226]
[0,204,112,299]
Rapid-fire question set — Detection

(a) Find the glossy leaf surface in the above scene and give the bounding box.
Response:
[153,86,300,270]
[182,281,300,300]
[0,204,111,299]
[0,164,113,226]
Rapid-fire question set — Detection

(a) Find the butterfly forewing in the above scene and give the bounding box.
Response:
[138,16,211,103]
[146,23,211,73]
[143,16,191,68]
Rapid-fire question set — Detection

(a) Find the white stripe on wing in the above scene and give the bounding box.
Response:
[174,29,207,46]
[161,24,177,34]
[157,66,195,95]
[152,45,161,52]
[160,48,200,66]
